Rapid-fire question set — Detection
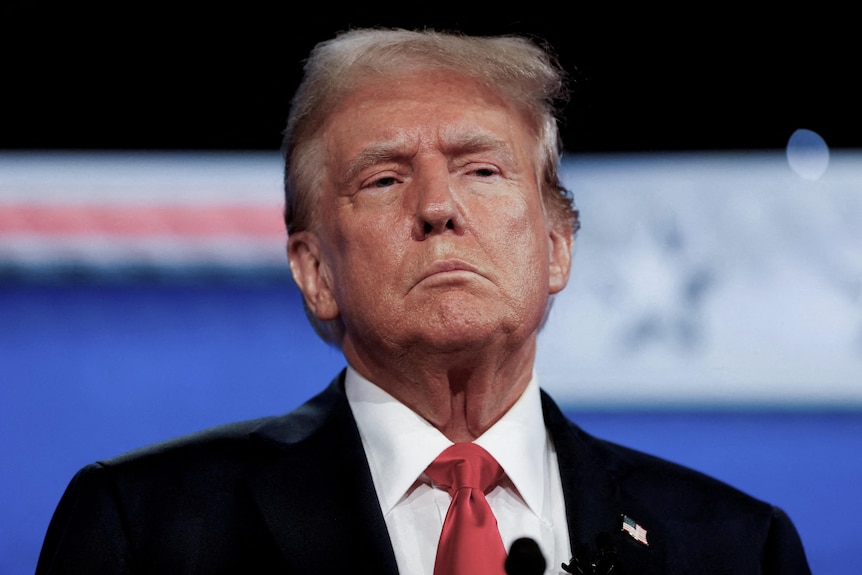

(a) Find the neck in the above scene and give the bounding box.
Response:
[343,336,537,442]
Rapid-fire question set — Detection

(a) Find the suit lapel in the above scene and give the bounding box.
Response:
[245,373,399,574]
[542,392,666,574]
[240,377,662,573]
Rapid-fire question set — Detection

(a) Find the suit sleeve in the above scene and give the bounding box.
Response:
[36,463,135,575]
[761,506,811,575]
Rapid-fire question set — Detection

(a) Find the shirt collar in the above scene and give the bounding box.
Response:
[474,373,548,518]
[345,365,549,518]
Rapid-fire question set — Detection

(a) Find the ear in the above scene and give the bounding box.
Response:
[547,223,573,295]
[287,231,340,321]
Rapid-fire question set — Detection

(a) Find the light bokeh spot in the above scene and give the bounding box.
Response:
[787,128,830,180]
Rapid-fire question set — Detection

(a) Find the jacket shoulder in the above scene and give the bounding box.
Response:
[37,375,354,575]
[101,372,347,474]
[545,399,810,574]
[591,433,768,517]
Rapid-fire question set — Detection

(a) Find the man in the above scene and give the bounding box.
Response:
[36,29,810,574]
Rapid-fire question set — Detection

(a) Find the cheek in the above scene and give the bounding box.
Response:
[489,197,548,261]
[330,215,411,290]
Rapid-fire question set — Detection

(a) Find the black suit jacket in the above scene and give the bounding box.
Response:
[36,372,811,574]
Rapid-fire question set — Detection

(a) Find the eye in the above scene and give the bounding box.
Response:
[465,164,500,179]
[471,167,497,177]
[359,174,400,191]
[371,176,398,188]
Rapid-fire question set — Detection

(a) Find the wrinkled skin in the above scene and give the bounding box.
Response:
[288,70,572,441]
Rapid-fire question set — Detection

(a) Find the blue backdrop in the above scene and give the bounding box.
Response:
[2,281,859,573]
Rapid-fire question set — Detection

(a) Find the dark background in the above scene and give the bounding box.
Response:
[3,5,860,153]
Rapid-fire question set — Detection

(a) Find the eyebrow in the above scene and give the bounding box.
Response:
[442,132,517,167]
[341,141,414,186]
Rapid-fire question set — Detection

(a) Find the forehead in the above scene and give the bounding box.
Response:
[319,70,539,170]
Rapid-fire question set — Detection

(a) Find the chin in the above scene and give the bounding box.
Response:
[396,293,544,351]
[409,314,525,353]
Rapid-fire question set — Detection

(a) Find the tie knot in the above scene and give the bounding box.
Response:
[426,443,503,495]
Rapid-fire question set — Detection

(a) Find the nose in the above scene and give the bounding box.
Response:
[412,167,464,240]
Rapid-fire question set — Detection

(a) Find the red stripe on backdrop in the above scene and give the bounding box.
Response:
[0,204,285,237]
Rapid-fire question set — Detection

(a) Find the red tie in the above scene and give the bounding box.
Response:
[425,443,507,575]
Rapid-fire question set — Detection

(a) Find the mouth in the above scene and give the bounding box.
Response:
[418,259,484,284]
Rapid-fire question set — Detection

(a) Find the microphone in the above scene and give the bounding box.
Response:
[505,537,546,575]
[561,532,620,575]
[593,532,620,574]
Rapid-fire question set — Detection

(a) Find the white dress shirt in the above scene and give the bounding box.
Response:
[345,366,572,575]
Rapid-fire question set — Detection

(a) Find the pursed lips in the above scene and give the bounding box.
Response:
[416,259,485,285]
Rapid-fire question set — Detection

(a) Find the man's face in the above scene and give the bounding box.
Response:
[288,70,572,358]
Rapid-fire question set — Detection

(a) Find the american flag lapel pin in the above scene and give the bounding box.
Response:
[620,514,649,546]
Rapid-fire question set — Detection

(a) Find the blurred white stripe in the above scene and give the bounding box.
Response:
[539,151,862,407]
